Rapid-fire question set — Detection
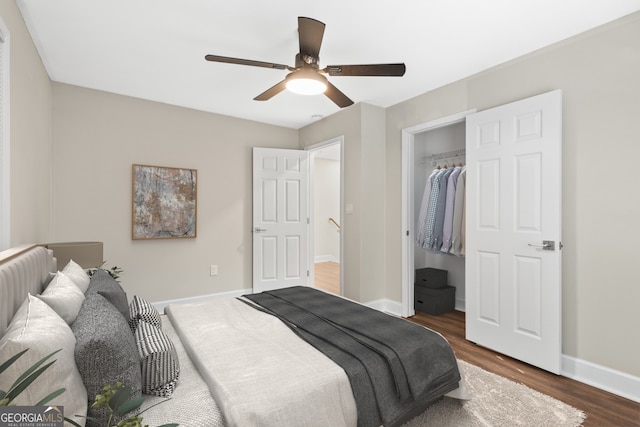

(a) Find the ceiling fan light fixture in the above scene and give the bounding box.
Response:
[285,70,328,95]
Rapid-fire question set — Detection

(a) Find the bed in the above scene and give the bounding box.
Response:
[0,244,466,427]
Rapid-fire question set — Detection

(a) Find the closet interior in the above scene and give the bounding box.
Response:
[413,121,466,313]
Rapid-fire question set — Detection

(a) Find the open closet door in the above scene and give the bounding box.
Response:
[253,147,309,293]
[465,90,562,374]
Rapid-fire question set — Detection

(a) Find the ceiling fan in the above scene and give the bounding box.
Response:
[205,17,406,108]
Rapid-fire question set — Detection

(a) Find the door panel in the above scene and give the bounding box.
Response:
[478,251,500,324]
[253,147,309,293]
[466,90,562,374]
[478,159,500,229]
[515,154,541,231]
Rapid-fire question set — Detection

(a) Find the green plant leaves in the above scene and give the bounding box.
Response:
[5,361,55,403]
[0,349,63,406]
[35,387,66,406]
[115,396,145,417]
[0,348,29,375]
[9,349,61,390]
[63,417,84,427]
[108,385,134,412]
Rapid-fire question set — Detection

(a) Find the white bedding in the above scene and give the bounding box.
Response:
[139,315,224,427]
[165,297,358,427]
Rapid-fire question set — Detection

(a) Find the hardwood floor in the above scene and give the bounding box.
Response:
[410,310,640,427]
[313,263,639,425]
[314,261,340,295]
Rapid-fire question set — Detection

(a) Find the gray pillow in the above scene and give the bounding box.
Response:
[135,320,180,397]
[72,293,142,424]
[86,269,130,319]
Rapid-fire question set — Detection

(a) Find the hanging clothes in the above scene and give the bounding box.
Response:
[416,164,466,256]
[440,166,463,253]
[421,168,448,249]
[430,167,454,250]
[450,167,466,256]
[415,168,439,248]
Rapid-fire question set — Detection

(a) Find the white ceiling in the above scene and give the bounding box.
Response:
[16,0,640,129]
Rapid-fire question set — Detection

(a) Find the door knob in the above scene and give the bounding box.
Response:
[253,227,267,233]
[528,240,555,251]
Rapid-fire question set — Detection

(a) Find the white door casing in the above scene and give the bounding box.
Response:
[401,110,475,317]
[465,90,563,374]
[253,147,309,293]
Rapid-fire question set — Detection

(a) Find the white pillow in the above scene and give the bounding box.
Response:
[36,271,85,324]
[0,295,87,426]
[62,259,90,293]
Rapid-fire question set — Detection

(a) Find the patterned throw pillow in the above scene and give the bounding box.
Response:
[129,295,162,332]
[135,320,180,397]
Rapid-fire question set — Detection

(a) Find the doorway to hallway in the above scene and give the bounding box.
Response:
[308,138,343,295]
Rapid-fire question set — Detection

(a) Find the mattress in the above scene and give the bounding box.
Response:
[165,297,358,427]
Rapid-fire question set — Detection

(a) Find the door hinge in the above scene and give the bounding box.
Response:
[307,270,310,277]
[406,230,410,236]
[307,218,310,225]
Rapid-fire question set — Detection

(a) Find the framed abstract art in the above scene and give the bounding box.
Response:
[132,164,197,240]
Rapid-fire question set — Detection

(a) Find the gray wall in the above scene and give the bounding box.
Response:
[300,103,386,303]
[314,157,340,262]
[383,13,640,376]
[51,84,299,302]
[0,1,52,246]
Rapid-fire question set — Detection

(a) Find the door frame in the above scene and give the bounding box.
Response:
[401,110,475,317]
[306,136,344,295]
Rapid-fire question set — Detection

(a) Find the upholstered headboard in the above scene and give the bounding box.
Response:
[0,244,56,336]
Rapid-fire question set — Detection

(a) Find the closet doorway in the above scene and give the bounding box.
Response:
[307,137,343,296]
[402,90,563,374]
[401,111,474,317]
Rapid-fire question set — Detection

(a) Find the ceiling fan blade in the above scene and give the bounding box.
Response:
[205,54,289,70]
[324,81,354,108]
[323,63,406,77]
[298,17,325,58]
[254,79,288,101]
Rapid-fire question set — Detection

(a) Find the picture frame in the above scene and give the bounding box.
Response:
[132,164,197,240]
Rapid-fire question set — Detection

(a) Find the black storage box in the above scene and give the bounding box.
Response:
[414,285,455,315]
[415,267,448,289]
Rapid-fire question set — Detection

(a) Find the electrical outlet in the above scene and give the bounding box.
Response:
[210,264,218,276]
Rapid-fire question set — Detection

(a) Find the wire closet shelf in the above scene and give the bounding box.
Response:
[420,148,466,168]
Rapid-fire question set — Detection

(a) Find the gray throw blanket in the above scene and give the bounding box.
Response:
[243,287,460,427]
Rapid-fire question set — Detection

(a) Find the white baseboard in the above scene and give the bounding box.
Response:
[561,355,640,403]
[152,288,252,313]
[314,254,340,263]
[364,298,403,316]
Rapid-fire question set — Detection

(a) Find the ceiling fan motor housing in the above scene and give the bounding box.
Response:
[295,53,320,69]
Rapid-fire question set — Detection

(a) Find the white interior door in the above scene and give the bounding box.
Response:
[466,90,563,374]
[253,147,309,293]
